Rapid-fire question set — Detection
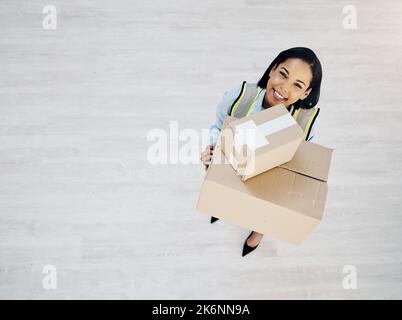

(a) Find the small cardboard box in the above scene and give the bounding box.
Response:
[196,141,333,245]
[219,104,304,181]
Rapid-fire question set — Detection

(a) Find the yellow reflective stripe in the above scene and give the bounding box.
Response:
[303,107,319,140]
[293,108,301,121]
[246,87,263,116]
[230,84,247,116]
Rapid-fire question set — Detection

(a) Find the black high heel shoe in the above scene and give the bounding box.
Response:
[210,216,219,224]
[242,231,260,257]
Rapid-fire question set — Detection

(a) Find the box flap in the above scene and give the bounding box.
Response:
[279,140,333,182]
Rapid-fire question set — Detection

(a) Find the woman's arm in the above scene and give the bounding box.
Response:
[201,83,242,171]
[208,83,243,146]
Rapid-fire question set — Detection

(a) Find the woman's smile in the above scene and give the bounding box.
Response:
[271,88,288,103]
[266,87,288,107]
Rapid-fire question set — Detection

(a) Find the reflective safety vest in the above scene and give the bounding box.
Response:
[228,81,320,141]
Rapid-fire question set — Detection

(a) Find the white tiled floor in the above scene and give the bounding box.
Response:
[1,0,402,299]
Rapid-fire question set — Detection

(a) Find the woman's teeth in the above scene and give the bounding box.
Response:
[273,89,285,100]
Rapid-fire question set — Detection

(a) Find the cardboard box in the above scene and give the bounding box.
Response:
[219,104,304,181]
[196,141,333,245]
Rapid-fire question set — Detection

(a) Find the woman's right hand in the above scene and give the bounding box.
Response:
[201,144,215,171]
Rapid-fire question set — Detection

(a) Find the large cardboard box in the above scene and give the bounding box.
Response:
[220,104,304,181]
[197,141,333,245]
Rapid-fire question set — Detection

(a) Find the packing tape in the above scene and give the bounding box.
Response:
[233,121,267,152]
[233,113,297,153]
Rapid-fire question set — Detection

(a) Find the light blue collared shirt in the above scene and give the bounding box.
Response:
[208,83,319,145]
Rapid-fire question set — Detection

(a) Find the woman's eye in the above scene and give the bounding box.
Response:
[279,71,286,78]
[295,83,302,89]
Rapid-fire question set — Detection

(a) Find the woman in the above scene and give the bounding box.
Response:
[200,47,323,256]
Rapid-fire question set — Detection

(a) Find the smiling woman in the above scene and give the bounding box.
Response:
[258,47,322,110]
[206,48,322,156]
[200,47,323,256]
[265,59,313,107]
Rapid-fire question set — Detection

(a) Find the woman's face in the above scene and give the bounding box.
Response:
[264,58,313,108]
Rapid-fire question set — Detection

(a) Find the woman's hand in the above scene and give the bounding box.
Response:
[201,144,215,171]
